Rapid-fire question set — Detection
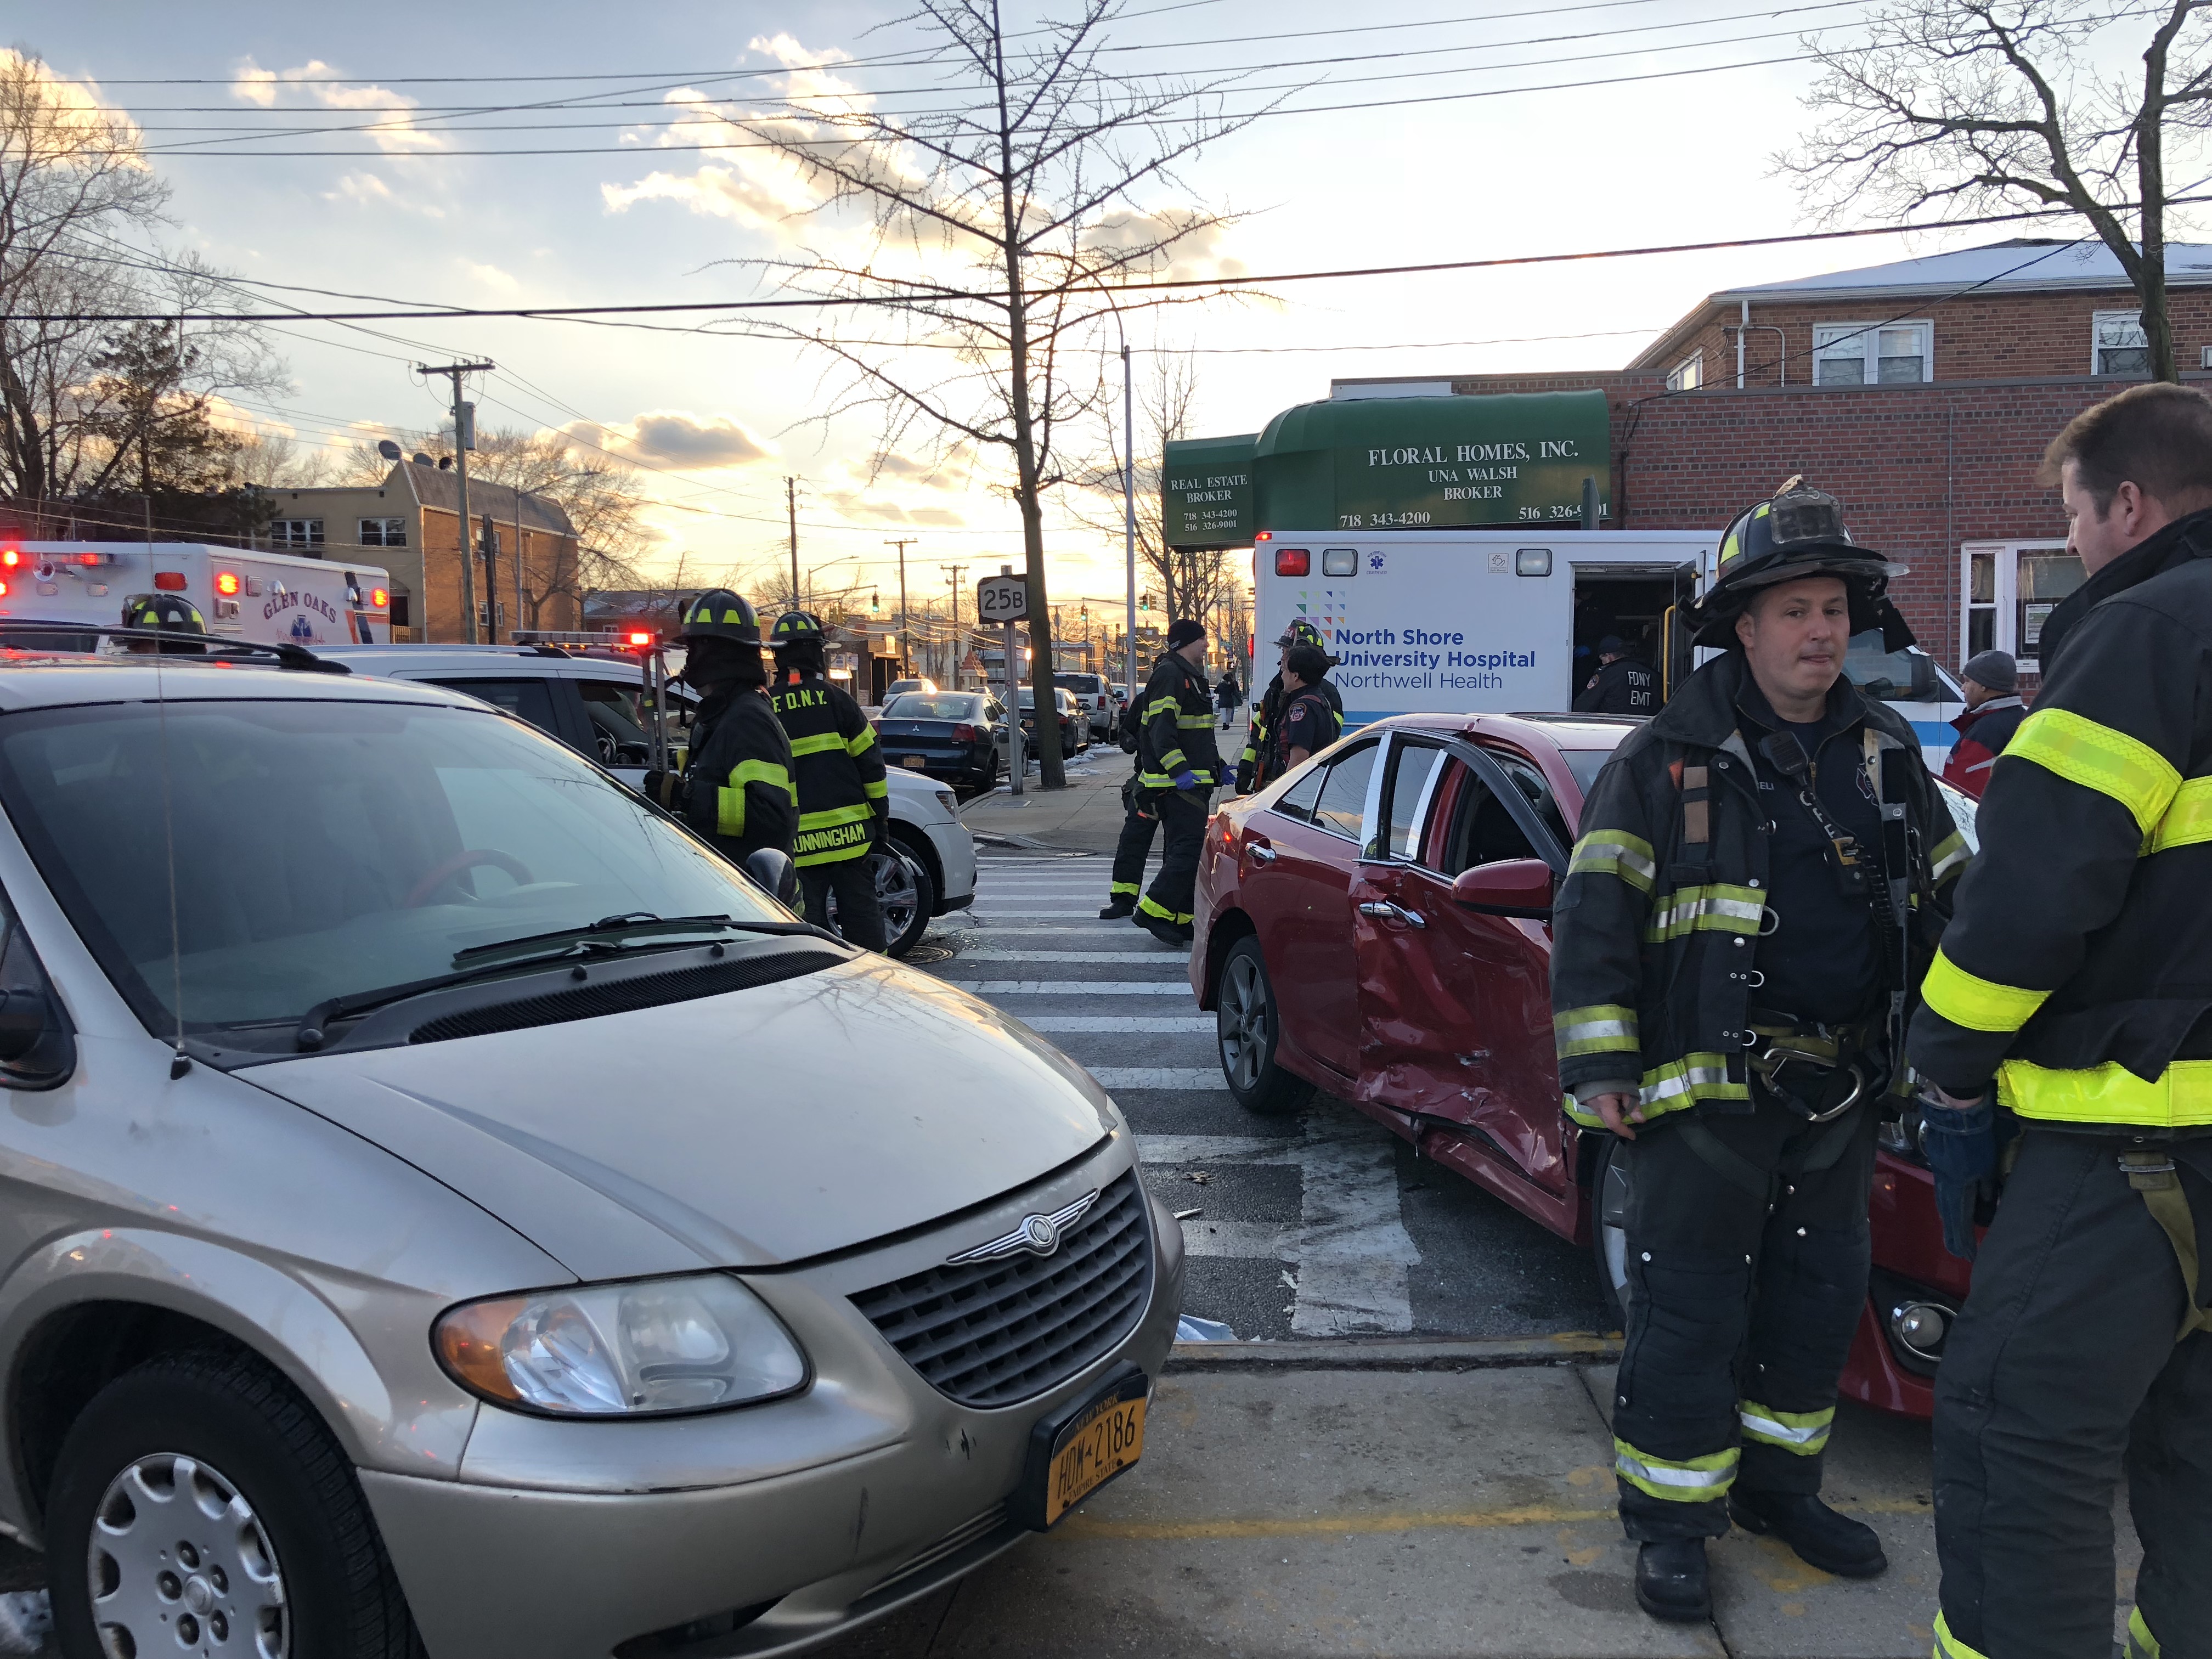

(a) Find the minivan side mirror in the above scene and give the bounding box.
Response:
[744,847,800,909]
[1451,859,1555,918]
[0,988,51,1064]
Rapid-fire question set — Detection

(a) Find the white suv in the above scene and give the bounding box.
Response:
[1053,672,1115,742]
[318,645,975,955]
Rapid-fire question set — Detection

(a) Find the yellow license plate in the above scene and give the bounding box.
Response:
[1043,1390,1146,1526]
[902,755,928,768]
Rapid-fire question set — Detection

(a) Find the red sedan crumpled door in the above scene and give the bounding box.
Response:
[1350,737,1572,1202]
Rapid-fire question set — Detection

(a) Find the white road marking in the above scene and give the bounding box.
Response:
[1089,1066,1224,1090]
[965,909,1124,918]
[945,980,1191,995]
[956,950,1176,962]
[1020,1015,1214,1032]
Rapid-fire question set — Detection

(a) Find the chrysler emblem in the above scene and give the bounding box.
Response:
[947,1190,1099,1265]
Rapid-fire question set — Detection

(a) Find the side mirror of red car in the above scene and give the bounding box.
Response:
[1450,858,1555,918]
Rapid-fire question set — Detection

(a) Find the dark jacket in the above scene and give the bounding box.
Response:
[1137,652,1223,794]
[1275,685,1337,766]
[1553,651,1965,1127]
[680,682,797,862]
[1939,695,2027,798]
[770,673,889,867]
[1216,674,1241,710]
[1237,671,1343,792]
[1908,507,2212,1136]
[1574,654,1659,715]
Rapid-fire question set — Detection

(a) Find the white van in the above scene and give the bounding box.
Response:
[0,541,392,647]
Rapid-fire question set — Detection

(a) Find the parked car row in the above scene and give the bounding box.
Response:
[1190,711,1979,1419]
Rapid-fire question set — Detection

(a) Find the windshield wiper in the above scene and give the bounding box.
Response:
[450,911,822,967]
[294,948,610,1052]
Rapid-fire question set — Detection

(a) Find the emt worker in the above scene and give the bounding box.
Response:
[1130,618,1222,946]
[1938,650,2027,799]
[1235,618,1341,793]
[1550,480,1966,1623]
[1575,633,1659,714]
[1910,382,2212,1659]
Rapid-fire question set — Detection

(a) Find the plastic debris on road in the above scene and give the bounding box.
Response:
[1175,1315,1238,1342]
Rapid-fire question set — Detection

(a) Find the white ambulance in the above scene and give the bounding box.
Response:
[0,540,392,648]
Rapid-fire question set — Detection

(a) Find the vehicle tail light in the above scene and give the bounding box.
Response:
[1274,548,1310,577]
[0,580,10,598]
[371,588,390,608]
[213,571,240,596]
[1255,531,1272,542]
[153,571,187,591]
[953,723,978,741]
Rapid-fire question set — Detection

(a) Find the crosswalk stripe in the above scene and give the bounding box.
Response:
[1019,1015,1214,1032]
[966,909,1123,917]
[1091,1066,1225,1090]
[958,949,1182,963]
[944,980,1191,995]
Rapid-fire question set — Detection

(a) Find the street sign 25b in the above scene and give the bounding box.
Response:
[977,574,1030,622]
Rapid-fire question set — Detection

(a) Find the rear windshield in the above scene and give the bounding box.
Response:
[1055,674,1103,693]
[0,698,790,1045]
[884,693,983,720]
[1560,748,1616,797]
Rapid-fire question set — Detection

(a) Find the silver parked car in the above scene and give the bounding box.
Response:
[0,650,1180,1658]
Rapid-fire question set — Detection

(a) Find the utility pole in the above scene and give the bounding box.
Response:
[419,360,494,642]
[785,477,799,606]
[943,563,967,687]
[479,514,499,644]
[1122,341,1138,713]
[885,538,916,678]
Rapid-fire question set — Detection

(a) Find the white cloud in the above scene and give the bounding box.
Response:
[231,64,277,106]
[326,172,391,205]
[1080,209,1247,283]
[822,492,968,529]
[602,156,818,235]
[225,57,443,151]
[460,261,521,296]
[562,413,775,470]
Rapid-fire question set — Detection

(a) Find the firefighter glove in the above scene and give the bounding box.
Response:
[1918,1087,1996,1261]
[640,769,683,810]
[1173,769,1201,792]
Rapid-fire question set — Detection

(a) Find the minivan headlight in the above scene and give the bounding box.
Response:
[433,1274,808,1416]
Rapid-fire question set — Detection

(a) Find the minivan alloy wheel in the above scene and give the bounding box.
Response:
[91,1452,287,1658]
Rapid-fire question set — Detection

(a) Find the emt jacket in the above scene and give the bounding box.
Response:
[1938,696,2027,798]
[1551,651,1965,1127]
[770,672,889,867]
[1137,652,1224,794]
[680,683,797,862]
[1909,507,2212,1135]
[1237,672,1343,792]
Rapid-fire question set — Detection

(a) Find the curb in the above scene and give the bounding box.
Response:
[1163,1333,1623,1373]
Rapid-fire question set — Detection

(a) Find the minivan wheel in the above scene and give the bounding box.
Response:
[872,839,936,957]
[48,1349,416,1659]
[1216,935,1312,1118]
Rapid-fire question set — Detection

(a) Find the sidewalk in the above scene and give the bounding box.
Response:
[960,716,1249,855]
[822,1340,2142,1659]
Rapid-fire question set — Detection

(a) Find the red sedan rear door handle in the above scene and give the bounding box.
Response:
[1248,844,1278,864]
[1358,900,1426,929]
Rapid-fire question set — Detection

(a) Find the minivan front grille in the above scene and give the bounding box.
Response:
[851,1171,1152,1408]
[408,950,846,1045]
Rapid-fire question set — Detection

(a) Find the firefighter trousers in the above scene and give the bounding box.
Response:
[1138,788,1208,928]
[1610,1095,1878,1541]
[1931,1131,2212,1659]
[800,853,887,952]
[1109,775,1157,904]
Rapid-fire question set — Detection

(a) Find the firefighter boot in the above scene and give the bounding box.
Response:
[1634,1539,1711,1622]
[1727,1491,1886,1577]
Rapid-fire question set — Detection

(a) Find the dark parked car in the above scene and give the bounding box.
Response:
[877,691,1006,793]
[1017,686,1089,757]
[1189,711,1980,1419]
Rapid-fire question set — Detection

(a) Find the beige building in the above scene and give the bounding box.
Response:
[262,460,582,641]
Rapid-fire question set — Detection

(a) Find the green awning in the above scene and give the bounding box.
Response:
[1163,435,1259,551]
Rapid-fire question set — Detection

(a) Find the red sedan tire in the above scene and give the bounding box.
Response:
[1591,1132,1633,1328]
[1215,936,1312,1118]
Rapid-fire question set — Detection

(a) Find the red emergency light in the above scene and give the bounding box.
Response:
[153,572,188,591]
[0,580,11,599]
[0,550,17,568]
[1255,531,1272,542]
[1273,548,1311,577]
[213,571,241,596]
[48,552,111,567]
[627,630,653,648]
[370,588,389,609]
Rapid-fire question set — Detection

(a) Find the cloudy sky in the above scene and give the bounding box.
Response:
[15,0,2142,606]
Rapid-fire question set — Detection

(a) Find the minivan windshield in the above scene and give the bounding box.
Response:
[0,697,791,1041]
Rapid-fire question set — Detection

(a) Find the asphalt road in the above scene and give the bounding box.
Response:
[918,850,1612,1344]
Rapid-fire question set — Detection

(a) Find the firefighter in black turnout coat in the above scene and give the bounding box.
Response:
[767,610,891,951]
[1115,618,1222,947]
[644,591,797,867]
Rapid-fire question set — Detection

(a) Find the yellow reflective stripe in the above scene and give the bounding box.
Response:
[1612,1438,1737,1502]
[1567,829,1656,894]
[1554,1004,1639,1057]
[2009,707,2179,834]
[798,802,877,831]
[2147,774,2212,854]
[1998,1057,2212,1128]
[1109,881,1141,896]
[1929,830,1970,883]
[2125,1606,2160,1659]
[715,787,746,837]
[1136,894,1193,925]
[1639,1052,1747,1115]
[1933,1611,1994,1659]
[1643,884,1763,943]
[864,779,889,799]
[1145,696,1180,718]
[1922,947,2050,1034]
[1158,748,1189,772]
[1738,1401,1832,1454]
[1562,1092,1606,1128]
[1177,714,1216,728]
[788,732,847,757]
[846,724,878,756]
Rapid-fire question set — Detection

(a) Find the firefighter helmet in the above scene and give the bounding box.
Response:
[1684,478,1908,647]
[768,610,827,650]
[1273,617,1327,651]
[119,593,208,653]
[678,590,762,645]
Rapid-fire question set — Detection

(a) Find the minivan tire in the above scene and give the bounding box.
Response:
[874,838,937,957]
[48,1347,417,1659]
[1215,935,1312,1118]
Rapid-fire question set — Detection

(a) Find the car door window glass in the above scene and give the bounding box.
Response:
[428,678,560,738]
[1273,765,1325,825]
[579,680,650,765]
[0,887,72,1087]
[1378,742,1447,860]
[1312,741,1378,842]
[1485,748,1572,851]
[1440,761,1540,873]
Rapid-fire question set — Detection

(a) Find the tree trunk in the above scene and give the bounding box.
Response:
[2140,25,2179,382]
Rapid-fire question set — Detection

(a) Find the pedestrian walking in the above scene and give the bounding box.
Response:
[643,591,797,866]
[1573,633,1660,714]
[1910,383,2212,1659]
[1550,479,1967,1623]
[1215,669,1242,730]
[766,610,891,950]
[1235,619,1342,793]
[1127,619,1222,946]
[1937,650,2026,799]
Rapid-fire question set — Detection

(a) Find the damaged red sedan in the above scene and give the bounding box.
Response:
[1189,712,1979,1418]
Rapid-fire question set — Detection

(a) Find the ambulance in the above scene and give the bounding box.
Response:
[0,540,392,648]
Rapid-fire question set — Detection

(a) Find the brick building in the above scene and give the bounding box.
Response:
[1335,239,2212,677]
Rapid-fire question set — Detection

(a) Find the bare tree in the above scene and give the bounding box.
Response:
[715,1,1267,786]
[1785,0,2212,381]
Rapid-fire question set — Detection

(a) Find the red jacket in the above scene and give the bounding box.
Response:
[1940,695,2027,797]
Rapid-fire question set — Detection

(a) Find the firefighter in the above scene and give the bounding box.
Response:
[1235,618,1342,793]
[767,610,890,951]
[1130,618,1222,946]
[118,594,209,655]
[641,591,796,868]
[1551,479,1967,1623]
[1937,650,2025,799]
[1909,383,2212,1659]
[1575,633,1660,714]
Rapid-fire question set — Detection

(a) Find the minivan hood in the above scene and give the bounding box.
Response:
[247,956,1116,1279]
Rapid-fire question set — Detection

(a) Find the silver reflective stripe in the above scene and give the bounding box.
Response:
[1651,894,1763,930]
[1558,1015,1635,1045]
[1641,1063,1730,1107]
[1739,1408,1829,1449]
[1613,1449,1733,1491]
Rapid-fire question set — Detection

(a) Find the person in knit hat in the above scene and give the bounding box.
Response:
[1940,650,2025,798]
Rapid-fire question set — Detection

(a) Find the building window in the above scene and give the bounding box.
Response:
[1813,321,1932,385]
[358,517,407,547]
[1667,352,1705,392]
[270,519,324,549]
[2092,310,2150,375]
[1960,539,2086,671]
